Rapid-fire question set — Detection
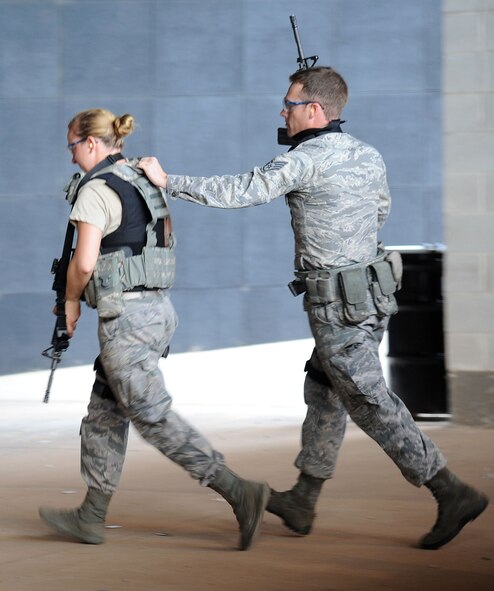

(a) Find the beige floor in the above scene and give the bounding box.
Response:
[1,418,493,591]
[0,341,493,591]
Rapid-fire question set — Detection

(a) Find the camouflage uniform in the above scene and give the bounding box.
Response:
[40,164,269,552]
[167,131,446,487]
[82,289,224,493]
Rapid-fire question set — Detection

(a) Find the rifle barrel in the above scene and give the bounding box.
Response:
[289,15,306,67]
[43,354,59,403]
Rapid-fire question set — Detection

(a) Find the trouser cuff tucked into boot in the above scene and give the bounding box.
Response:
[208,466,269,551]
[420,467,489,550]
[39,488,111,545]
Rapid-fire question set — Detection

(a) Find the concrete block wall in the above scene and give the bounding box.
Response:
[0,0,442,375]
[443,0,494,425]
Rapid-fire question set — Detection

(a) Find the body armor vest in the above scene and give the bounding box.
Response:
[65,157,175,318]
[98,171,166,256]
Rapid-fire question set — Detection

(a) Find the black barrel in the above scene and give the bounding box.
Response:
[386,245,448,419]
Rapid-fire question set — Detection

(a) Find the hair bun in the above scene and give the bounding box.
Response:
[114,113,135,138]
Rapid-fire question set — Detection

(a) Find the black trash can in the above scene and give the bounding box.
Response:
[386,245,449,419]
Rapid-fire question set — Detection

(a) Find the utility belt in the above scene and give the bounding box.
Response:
[84,245,175,319]
[288,250,403,323]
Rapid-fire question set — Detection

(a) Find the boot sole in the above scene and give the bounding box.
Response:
[271,510,312,536]
[285,521,312,536]
[239,483,270,551]
[419,494,489,550]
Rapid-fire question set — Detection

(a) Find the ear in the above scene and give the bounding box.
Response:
[308,103,320,121]
[311,103,330,126]
[86,135,95,150]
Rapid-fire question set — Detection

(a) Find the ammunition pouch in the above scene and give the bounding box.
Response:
[289,250,403,322]
[367,256,400,318]
[121,245,176,291]
[84,251,124,319]
[385,249,403,290]
[85,245,176,319]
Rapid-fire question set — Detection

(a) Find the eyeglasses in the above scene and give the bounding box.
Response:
[67,138,87,152]
[282,98,321,111]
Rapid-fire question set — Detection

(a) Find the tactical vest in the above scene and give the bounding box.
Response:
[65,158,175,318]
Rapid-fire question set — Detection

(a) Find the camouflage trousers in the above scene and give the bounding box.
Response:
[295,299,446,487]
[80,290,224,495]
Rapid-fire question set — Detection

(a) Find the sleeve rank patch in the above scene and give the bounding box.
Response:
[261,160,288,173]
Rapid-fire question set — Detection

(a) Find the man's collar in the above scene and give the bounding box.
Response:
[286,120,345,149]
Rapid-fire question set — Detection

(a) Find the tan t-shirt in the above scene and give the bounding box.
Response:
[69,178,122,238]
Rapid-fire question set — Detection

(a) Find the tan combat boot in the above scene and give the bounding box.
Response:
[420,467,489,549]
[39,488,111,544]
[266,472,324,535]
[208,466,270,550]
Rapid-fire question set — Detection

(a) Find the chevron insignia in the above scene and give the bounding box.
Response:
[261,160,287,173]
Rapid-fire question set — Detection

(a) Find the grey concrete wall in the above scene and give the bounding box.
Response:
[443,0,494,426]
[0,0,442,374]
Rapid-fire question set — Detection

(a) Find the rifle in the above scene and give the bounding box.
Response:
[41,262,70,403]
[289,14,319,70]
[41,155,123,402]
[41,173,81,403]
[278,15,319,146]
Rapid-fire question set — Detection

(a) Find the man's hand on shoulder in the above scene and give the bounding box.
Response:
[138,157,168,188]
